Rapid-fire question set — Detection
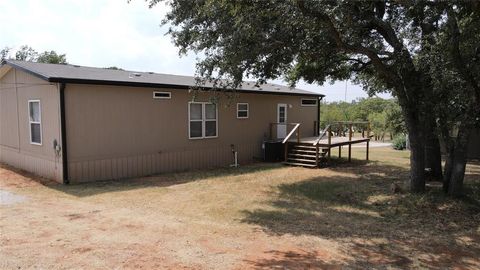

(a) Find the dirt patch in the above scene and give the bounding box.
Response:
[0,147,479,269]
[0,190,27,205]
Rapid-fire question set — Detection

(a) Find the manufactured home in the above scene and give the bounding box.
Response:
[0,60,325,183]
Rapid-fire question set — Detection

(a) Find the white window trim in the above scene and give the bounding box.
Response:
[28,100,42,146]
[236,103,249,119]
[301,98,318,107]
[153,91,171,99]
[188,102,218,140]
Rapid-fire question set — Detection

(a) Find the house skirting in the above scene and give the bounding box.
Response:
[0,145,63,182]
[67,142,262,182]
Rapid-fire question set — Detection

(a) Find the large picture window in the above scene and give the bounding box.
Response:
[28,100,42,145]
[189,102,217,139]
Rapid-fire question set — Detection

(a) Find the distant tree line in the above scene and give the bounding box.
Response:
[1,45,67,64]
[320,97,405,141]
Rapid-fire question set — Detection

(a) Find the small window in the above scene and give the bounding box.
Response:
[237,103,249,119]
[153,91,171,99]
[189,102,217,139]
[301,98,317,106]
[28,100,42,145]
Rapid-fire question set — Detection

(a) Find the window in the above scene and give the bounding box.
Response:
[28,100,42,145]
[301,98,317,106]
[237,103,249,119]
[153,91,171,99]
[278,104,286,123]
[189,102,217,139]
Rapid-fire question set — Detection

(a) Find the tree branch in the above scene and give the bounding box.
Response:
[295,0,399,85]
[368,17,404,52]
[447,8,480,105]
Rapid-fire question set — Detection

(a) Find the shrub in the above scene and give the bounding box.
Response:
[392,134,407,150]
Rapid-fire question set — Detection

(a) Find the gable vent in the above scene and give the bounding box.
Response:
[153,91,171,99]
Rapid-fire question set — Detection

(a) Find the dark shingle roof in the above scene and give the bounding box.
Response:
[2,60,324,97]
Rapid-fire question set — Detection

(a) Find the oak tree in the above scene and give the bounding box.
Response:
[148,0,478,194]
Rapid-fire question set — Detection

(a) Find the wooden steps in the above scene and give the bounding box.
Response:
[283,143,328,168]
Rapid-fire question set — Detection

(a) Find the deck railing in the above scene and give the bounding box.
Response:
[269,122,301,162]
[269,121,371,165]
[314,121,371,162]
[282,123,301,144]
[313,124,331,146]
[269,122,301,142]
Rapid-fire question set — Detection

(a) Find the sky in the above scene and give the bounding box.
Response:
[0,0,391,102]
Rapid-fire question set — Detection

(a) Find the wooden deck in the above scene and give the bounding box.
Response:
[290,136,370,147]
[285,135,371,163]
[271,121,372,167]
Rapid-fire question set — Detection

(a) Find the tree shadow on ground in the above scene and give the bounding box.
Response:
[242,159,480,269]
[1,162,282,197]
[244,250,343,270]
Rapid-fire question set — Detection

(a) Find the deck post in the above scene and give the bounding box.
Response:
[327,125,332,159]
[284,142,288,161]
[366,140,370,161]
[366,122,371,160]
[338,145,342,158]
[367,122,371,139]
[297,126,300,144]
[315,145,319,167]
[348,123,352,162]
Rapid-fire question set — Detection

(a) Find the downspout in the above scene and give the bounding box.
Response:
[317,96,323,135]
[59,83,69,184]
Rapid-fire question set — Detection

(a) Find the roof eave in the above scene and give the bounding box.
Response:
[3,60,324,97]
[49,77,325,97]
[4,60,51,81]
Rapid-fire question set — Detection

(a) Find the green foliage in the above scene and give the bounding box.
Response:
[385,102,406,137]
[392,135,407,150]
[368,112,387,136]
[1,45,67,64]
[36,51,67,64]
[15,45,37,61]
[148,0,479,193]
[152,0,477,125]
[105,66,124,70]
[320,101,352,124]
[352,98,391,121]
[320,97,405,136]
[1,47,10,62]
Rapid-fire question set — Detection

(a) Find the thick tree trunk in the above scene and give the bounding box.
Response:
[443,148,454,193]
[447,128,470,197]
[424,120,443,180]
[439,118,454,192]
[405,115,426,193]
[448,152,467,196]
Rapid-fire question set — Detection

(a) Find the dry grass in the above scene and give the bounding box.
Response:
[1,147,479,269]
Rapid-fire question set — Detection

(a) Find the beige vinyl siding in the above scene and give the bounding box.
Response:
[0,68,63,182]
[65,84,317,182]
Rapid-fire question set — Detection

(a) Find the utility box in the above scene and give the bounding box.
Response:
[263,141,285,162]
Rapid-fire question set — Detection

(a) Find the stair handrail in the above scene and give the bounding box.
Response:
[282,123,301,144]
[312,124,331,146]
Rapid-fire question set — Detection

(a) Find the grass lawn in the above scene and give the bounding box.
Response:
[1,147,479,269]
